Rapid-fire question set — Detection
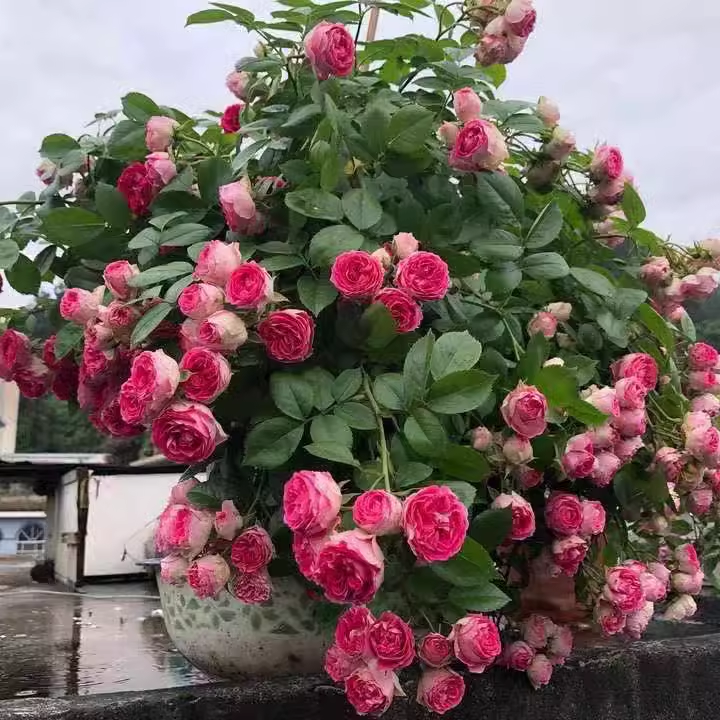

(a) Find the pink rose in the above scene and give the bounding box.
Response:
[689,342,720,370]
[304,21,355,80]
[544,301,572,322]
[392,231,419,260]
[537,96,560,127]
[145,116,178,152]
[151,401,228,464]
[437,122,459,148]
[471,426,493,452]
[118,162,156,215]
[353,490,403,536]
[394,251,450,301]
[590,144,624,182]
[179,348,231,404]
[685,426,720,466]
[0,329,31,380]
[220,103,243,134]
[451,614,502,673]
[522,614,554,649]
[504,434,533,464]
[126,349,180,420]
[672,571,704,595]
[590,451,622,487]
[178,283,225,320]
[257,309,315,363]
[14,357,52,399]
[51,362,79,402]
[226,70,250,100]
[60,287,103,325]
[551,535,588,576]
[613,408,647,438]
[283,470,342,536]
[335,606,374,657]
[475,19,510,67]
[145,151,177,187]
[547,625,573,664]
[614,377,648,410]
[648,561,671,588]
[344,666,398,716]
[639,257,671,287]
[639,571,667,602]
[603,566,645,613]
[417,668,466,715]
[561,439,596,479]
[105,301,140,336]
[194,240,243,287]
[402,485,468,563]
[503,640,535,671]
[546,126,576,162]
[324,645,362,682]
[214,499,242,541]
[418,633,453,668]
[292,531,329,581]
[625,601,654,640]
[479,120,509,170]
[690,487,713,515]
[230,569,272,604]
[614,436,645,463]
[581,500,606,536]
[675,544,701,574]
[155,503,214,557]
[584,386,620,417]
[491,492,535,541]
[231,526,274,573]
[160,554,189,585]
[453,87,483,123]
[687,370,720,393]
[518,465,543,489]
[198,310,248,353]
[545,492,584,536]
[682,270,719,300]
[448,118,489,171]
[611,353,658,391]
[330,251,385,300]
[527,311,557,338]
[219,180,264,235]
[94,398,144,437]
[226,261,274,309]
[595,600,626,635]
[501,383,548,439]
[662,595,697,621]
[372,246,392,269]
[103,260,139,301]
[691,394,720,417]
[169,477,200,505]
[368,611,415,671]
[504,0,537,37]
[314,530,384,604]
[527,654,553,690]
[374,288,423,334]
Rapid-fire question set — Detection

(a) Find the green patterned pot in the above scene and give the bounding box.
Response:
[158,574,330,678]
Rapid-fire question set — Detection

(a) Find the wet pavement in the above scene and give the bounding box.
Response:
[0,560,211,700]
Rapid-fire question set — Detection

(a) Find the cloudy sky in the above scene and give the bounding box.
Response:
[2,0,720,306]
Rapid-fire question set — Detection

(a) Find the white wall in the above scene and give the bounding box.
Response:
[54,470,79,586]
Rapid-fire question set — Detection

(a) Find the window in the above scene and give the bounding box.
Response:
[16,522,45,556]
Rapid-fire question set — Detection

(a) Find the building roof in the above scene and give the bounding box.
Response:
[0,453,110,465]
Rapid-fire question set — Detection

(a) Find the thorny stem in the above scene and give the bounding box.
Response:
[363,371,392,492]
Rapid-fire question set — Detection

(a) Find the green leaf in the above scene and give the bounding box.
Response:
[448,582,510,612]
[470,507,513,550]
[310,415,353,447]
[374,373,405,411]
[128,261,194,288]
[430,331,482,381]
[54,323,84,359]
[94,183,131,229]
[342,188,382,231]
[361,103,391,157]
[614,466,669,509]
[636,303,675,352]
[130,301,172,346]
[42,208,106,246]
[334,402,376,430]
[282,103,323,128]
[476,171,524,223]
[622,183,646,227]
[39,134,80,163]
[611,288,648,320]
[260,255,305,271]
[186,8,235,25]
[387,104,434,154]
[533,365,578,407]
[244,417,305,468]
[107,120,146,160]
[404,408,447,457]
[516,332,549,382]
[403,332,435,407]
[164,274,194,303]
[270,373,315,420]
[197,157,233,205]
[285,189,343,221]
[297,276,338,316]
[160,223,213,247]
[566,398,608,427]
[525,202,563,249]
[468,229,523,261]
[521,252,569,280]
[436,444,491,483]
[427,370,496,414]
[394,461,433,489]
[0,241,19,270]
[332,368,363,403]
[304,442,359,466]
[431,537,496,587]
[485,263,522,296]
[436,480,476,508]
[233,139,271,171]
[128,227,160,250]
[309,225,365,266]
[121,92,161,123]
[6,255,40,294]
[360,303,398,350]
[303,367,335,411]
[570,267,615,297]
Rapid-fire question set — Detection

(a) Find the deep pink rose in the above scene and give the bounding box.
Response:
[335,606,374,657]
[603,566,645,613]
[691,393,720,417]
[527,654,553,689]
[392,232,419,260]
[503,640,535,671]
[450,614,502,673]
[676,544,701,574]
[117,162,156,215]
[639,257,671,287]
[94,398,144,437]
[194,240,243,287]
[501,383,548,438]
[179,348,231,404]
[449,119,489,171]
[169,478,200,507]
[522,614,554,649]
[103,260,139,301]
[257,309,315,363]
[613,409,647,438]
[160,554,189,585]
[394,251,450,301]
[374,288,423,333]
[231,526,274,573]
[527,311,557,338]
[580,500,606,536]
[547,625,573,665]
[220,103,243,133]
[611,353,658,391]
[155,503,214,557]
[418,633,453,668]
[545,492,584,536]
[14,357,52,399]
[145,116,178,152]
[51,360,80,402]
[503,434,533,465]
[145,151,177,187]
[689,342,720,370]
[590,145,624,181]
[0,329,31,381]
[105,301,140,337]
[226,261,273,309]
[416,668,466,715]
[402,485,468,563]
[518,465,543,489]
[187,554,230,599]
[283,470,342,536]
[625,601,654,640]
[685,426,720,466]
[304,22,355,80]
[292,531,329,582]
[214,499,242,541]
[453,87,483,123]
[330,251,385,300]
[614,377,648,410]
[151,401,228,464]
[353,490,403,536]
[226,70,250,100]
[491,492,535,541]
[551,535,588,576]
[344,666,398,716]
[178,283,225,320]
[119,350,179,425]
[324,645,362,683]
[60,287,103,325]
[589,451,622,487]
[197,311,248,353]
[313,530,384,604]
[595,600,626,635]
[230,569,272,604]
[368,611,415,671]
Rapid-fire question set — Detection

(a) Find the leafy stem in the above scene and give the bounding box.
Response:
[363,370,393,492]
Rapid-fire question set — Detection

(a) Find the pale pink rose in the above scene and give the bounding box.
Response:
[225,261,274,309]
[353,490,403,536]
[590,144,624,182]
[371,247,392,269]
[324,645,362,682]
[491,492,535,541]
[611,353,658,391]
[231,526,274,573]
[194,240,243,287]
[589,451,622,487]
[503,640,535,671]
[187,554,231,599]
[625,601,654,640]
[682,270,719,300]
[545,492,584,536]
[546,126,576,162]
[701,238,720,258]
[304,21,356,81]
[60,287,103,324]
[230,569,272,604]
[640,570,667,602]
[653,447,685,483]
[475,18,510,66]
[392,232,419,260]
[537,96,560,127]
[639,257,671,287]
[437,122,460,148]
[416,668,465,715]
[648,561,671,587]
[373,288,423,334]
[527,311,557,338]
[691,394,720,417]
[214,499,242,541]
[394,251,450,301]
[314,530,384,604]
[588,423,619,450]
[219,179,264,236]
[501,383,548,438]
[603,566,645,613]
[551,535,587,576]
[518,465,543,489]
[522,614,554,649]
[504,0,537,37]
[672,571,704,595]
[689,342,720,370]
[544,301,572,322]
[614,377,648,410]
[160,554,189,585]
[561,433,596,479]
[0,329,31,380]
[418,633,453,668]
[613,409,647,438]
[584,386,620,417]
[197,310,248,353]
[453,87,483,123]
[614,435,645,463]
[685,425,720,466]
[179,348,231,404]
[662,594,697,621]
[226,70,250,100]
[145,116,178,152]
[331,251,384,300]
[690,487,713,515]
[155,503,214,557]
[283,470,342,536]
[103,260,139,301]
[451,614,502,673]
[556,333,574,349]
[527,653,552,689]
[258,309,315,363]
[687,370,720,393]
[344,666,398,716]
[170,477,200,506]
[479,120,510,170]
[402,485,468,563]
[547,626,573,665]
[472,426,493,451]
[368,611,415,671]
[581,500,606,536]
[595,600,627,635]
[36,158,57,185]
[503,434,533,465]
[178,283,225,320]
[145,151,177,187]
[335,606,374,657]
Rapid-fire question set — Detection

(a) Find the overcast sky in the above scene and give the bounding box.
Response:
[2,0,720,305]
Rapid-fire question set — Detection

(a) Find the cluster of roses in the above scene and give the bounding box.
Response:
[586,144,633,219]
[466,0,537,67]
[157,476,276,604]
[526,98,576,191]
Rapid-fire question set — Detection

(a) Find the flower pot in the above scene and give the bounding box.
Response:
[158,573,330,678]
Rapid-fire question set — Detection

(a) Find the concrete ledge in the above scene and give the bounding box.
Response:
[4,630,720,720]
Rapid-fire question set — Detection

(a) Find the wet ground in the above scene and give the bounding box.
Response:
[0,560,211,700]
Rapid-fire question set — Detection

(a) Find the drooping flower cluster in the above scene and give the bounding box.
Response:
[467,0,537,66]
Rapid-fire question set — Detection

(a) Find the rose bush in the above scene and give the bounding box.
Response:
[1,0,719,713]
